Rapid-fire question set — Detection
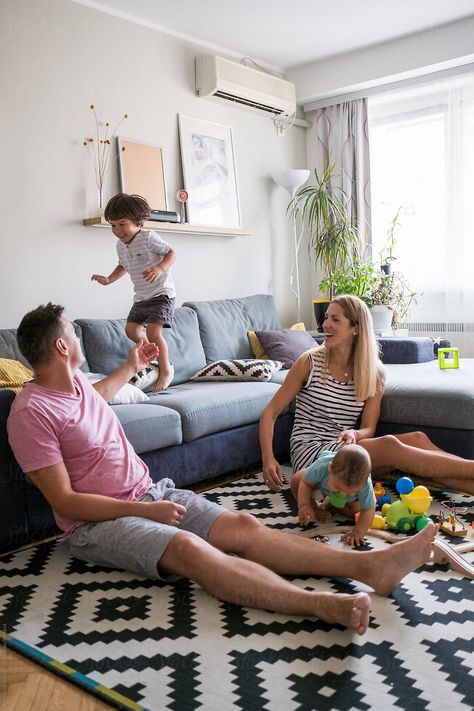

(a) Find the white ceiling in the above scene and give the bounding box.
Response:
[74,0,474,69]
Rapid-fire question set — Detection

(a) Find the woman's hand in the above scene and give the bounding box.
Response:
[337,429,358,446]
[262,458,284,491]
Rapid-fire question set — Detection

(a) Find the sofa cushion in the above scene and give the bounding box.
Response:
[254,329,317,369]
[0,325,90,372]
[381,359,474,429]
[191,359,283,382]
[183,294,282,363]
[75,307,205,386]
[378,337,434,364]
[0,359,33,393]
[147,380,285,442]
[113,404,182,454]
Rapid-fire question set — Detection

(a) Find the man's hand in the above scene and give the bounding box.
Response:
[91,274,110,286]
[128,339,159,372]
[144,501,186,526]
[142,265,163,283]
[340,527,367,547]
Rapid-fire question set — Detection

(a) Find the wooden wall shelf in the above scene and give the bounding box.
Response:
[83,216,251,237]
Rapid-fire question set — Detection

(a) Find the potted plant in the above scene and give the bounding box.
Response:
[289,162,361,328]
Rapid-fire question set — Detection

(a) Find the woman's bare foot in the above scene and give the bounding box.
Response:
[367,522,437,596]
[155,365,174,392]
[312,591,370,635]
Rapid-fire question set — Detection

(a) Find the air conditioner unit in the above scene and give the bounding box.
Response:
[195,54,296,117]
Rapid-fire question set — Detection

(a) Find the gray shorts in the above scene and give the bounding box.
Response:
[67,481,226,580]
[127,294,175,327]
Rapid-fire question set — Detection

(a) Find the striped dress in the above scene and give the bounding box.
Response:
[290,349,366,472]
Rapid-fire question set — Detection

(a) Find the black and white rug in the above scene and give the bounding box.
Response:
[1,471,473,711]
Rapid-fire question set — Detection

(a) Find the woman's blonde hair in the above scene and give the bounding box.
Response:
[317,295,383,402]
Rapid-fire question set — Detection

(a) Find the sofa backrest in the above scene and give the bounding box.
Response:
[0,324,90,371]
[183,294,282,363]
[75,306,206,385]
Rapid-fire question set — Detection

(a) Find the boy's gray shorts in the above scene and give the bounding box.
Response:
[67,482,226,580]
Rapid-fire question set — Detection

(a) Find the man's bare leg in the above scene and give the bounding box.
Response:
[159,530,371,635]
[208,513,437,597]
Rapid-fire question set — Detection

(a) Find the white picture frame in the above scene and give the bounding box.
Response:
[178,115,241,228]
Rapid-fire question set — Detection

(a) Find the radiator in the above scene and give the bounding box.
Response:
[404,322,474,357]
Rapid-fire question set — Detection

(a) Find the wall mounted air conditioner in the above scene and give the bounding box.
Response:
[195,54,296,117]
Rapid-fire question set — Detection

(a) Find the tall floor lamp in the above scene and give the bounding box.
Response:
[272,169,310,322]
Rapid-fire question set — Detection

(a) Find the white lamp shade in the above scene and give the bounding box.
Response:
[271,169,310,194]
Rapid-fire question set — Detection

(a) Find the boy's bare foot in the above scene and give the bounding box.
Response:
[313,591,370,635]
[367,522,437,596]
[154,366,174,391]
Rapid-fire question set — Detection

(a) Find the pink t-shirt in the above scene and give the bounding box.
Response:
[7,370,154,536]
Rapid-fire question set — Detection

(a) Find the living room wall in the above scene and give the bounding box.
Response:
[0,0,309,329]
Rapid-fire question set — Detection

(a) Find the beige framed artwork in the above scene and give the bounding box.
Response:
[117,137,168,210]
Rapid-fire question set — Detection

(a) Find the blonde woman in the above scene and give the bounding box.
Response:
[260,295,474,497]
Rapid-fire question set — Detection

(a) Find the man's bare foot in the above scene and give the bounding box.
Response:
[367,522,437,596]
[312,591,370,635]
[154,366,174,392]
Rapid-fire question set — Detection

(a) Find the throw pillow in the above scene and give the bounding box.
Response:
[248,322,306,359]
[129,363,160,392]
[191,359,283,382]
[85,373,149,404]
[253,329,317,369]
[0,358,33,394]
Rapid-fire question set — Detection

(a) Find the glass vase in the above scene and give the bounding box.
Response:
[97,186,105,217]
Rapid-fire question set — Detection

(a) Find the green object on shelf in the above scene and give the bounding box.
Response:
[329,491,347,508]
[438,347,459,369]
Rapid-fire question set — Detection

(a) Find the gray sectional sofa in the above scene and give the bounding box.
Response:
[1,292,472,554]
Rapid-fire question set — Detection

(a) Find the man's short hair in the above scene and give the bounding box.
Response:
[104,193,150,225]
[17,303,65,367]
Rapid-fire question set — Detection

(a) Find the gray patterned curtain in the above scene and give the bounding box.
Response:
[310,98,371,248]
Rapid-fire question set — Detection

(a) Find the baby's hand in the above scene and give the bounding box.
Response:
[340,527,367,547]
[145,501,186,526]
[298,503,315,527]
[91,274,110,286]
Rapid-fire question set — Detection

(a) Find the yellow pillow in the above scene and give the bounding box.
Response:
[248,322,306,359]
[0,358,33,394]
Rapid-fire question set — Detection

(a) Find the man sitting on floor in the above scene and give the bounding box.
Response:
[7,303,438,637]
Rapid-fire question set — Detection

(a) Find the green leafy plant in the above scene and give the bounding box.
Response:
[289,163,360,293]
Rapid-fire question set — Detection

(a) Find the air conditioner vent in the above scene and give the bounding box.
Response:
[196,54,296,117]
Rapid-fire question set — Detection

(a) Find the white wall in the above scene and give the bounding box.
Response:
[289,16,474,106]
[0,0,310,329]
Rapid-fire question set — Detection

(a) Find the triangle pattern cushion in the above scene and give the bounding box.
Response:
[191,359,283,382]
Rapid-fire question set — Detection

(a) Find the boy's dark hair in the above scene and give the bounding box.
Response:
[104,193,150,225]
[331,445,371,486]
[17,303,65,367]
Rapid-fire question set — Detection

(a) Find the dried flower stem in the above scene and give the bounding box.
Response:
[83,104,128,197]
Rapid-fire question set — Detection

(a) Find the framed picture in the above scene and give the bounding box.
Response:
[178,115,241,228]
[117,137,168,210]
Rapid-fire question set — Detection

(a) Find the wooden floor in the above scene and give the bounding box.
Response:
[3,650,113,710]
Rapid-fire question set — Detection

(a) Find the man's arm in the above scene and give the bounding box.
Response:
[92,340,159,402]
[28,462,185,525]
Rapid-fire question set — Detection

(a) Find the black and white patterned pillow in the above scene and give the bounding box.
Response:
[191,359,283,382]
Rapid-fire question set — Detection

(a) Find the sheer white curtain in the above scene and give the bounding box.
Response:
[369,71,474,353]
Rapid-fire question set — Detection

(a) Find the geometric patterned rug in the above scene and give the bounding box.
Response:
[1,470,473,711]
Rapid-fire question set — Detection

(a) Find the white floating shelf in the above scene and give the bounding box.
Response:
[83,216,251,237]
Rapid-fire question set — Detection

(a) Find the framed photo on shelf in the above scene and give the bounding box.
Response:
[178,115,241,228]
[117,137,168,210]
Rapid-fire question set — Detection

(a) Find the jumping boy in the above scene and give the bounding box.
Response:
[297,444,376,547]
[91,193,176,391]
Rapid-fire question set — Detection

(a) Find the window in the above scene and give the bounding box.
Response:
[368,71,474,351]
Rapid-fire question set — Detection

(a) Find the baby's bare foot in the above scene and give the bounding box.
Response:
[312,591,370,635]
[370,522,437,595]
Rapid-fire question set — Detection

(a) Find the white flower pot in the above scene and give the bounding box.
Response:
[370,305,393,332]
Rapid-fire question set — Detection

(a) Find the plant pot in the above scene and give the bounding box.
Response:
[381,263,393,275]
[312,299,330,331]
[370,305,393,332]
